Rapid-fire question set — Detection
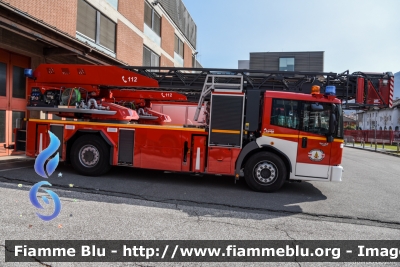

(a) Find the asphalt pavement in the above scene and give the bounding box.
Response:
[0,148,399,266]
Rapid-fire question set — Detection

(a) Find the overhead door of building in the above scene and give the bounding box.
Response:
[0,49,30,156]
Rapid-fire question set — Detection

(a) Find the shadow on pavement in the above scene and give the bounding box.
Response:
[0,163,327,221]
[0,158,34,171]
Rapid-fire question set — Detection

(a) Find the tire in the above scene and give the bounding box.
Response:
[244,152,287,192]
[70,134,111,176]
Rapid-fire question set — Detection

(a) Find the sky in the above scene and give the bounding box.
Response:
[183,0,400,75]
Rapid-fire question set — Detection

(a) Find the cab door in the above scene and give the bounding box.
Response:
[296,102,332,179]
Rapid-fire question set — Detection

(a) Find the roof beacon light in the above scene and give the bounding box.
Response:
[325,85,336,96]
[311,85,320,95]
[24,69,34,79]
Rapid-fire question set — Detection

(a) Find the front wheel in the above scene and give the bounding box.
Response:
[244,152,287,192]
[70,134,111,176]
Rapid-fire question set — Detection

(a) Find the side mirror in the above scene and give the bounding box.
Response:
[327,113,336,143]
[329,113,336,134]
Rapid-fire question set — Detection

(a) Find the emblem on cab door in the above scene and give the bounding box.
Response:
[308,149,325,162]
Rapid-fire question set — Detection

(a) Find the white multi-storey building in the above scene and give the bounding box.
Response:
[357,99,400,131]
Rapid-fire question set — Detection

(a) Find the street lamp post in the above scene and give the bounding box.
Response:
[192,52,198,68]
[374,115,377,150]
[373,109,379,150]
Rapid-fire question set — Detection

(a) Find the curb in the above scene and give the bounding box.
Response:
[0,156,34,163]
[344,145,400,158]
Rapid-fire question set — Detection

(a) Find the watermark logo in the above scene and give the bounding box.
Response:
[34,131,60,178]
[29,181,61,221]
[29,131,62,221]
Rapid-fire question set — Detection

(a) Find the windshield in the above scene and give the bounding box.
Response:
[270,99,344,138]
[301,102,331,135]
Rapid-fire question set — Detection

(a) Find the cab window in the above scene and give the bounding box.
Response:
[271,99,300,130]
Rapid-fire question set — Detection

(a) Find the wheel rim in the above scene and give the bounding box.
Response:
[253,160,278,185]
[78,145,100,168]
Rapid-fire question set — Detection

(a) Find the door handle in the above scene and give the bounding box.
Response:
[302,137,307,148]
[183,141,188,162]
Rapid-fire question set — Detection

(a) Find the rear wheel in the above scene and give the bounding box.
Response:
[244,152,287,192]
[70,134,111,176]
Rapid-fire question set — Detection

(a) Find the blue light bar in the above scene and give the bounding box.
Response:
[325,85,336,96]
[24,69,33,79]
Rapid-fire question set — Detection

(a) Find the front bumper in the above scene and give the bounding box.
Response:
[330,165,343,182]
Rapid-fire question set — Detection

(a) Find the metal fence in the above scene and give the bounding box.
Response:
[344,130,400,144]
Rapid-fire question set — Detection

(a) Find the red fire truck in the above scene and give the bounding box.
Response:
[13,64,394,192]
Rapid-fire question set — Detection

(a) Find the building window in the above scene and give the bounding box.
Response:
[174,35,184,58]
[77,0,96,40]
[106,0,118,9]
[144,1,161,36]
[12,66,26,99]
[279,58,295,71]
[143,46,160,67]
[99,15,116,51]
[77,0,116,52]
[0,62,6,96]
